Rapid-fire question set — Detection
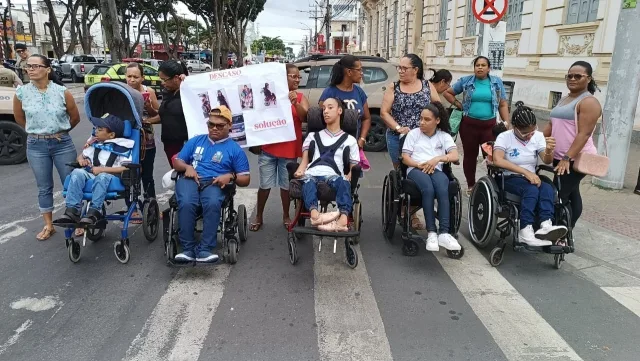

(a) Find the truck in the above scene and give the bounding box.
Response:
[59,54,99,83]
[0,87,26,165]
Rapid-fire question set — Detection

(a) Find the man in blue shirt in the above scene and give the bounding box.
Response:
[173,105,250,263]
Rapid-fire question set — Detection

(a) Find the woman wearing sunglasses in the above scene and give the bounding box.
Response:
[542,61,602,228]
[491,102,568,246]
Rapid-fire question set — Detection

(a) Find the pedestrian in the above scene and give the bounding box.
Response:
[542,61,602,228]
[250,64,309,231]
[14,43,30,83]
[13,55,81,241]
[427,68,452,109]
[145,60,188,167]
[0,58,22,87]
[443,56,511,194]
[380,53,441,229]
[318,55,371,150]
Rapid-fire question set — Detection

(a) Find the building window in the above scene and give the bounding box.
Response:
[549,91,563,109]
[393,1,398,47]
[566,0,599,24]
[341,24,347,31]
[465,0,477,37]
[438,0,448,41]
[505,0,524,31]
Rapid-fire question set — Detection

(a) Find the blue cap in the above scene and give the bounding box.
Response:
[90,113,125,137]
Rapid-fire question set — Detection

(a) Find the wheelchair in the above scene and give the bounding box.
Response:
[285,106,362,269]
[54,83,160,264]
[162,171,248,267]
[468,154,574,269]
[380,135,464,259]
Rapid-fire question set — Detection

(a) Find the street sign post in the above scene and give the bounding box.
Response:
[473,0,508,24]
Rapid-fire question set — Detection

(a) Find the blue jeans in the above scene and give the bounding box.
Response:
[65,168,116,211]
[302,175,352,215]
[175,178,226,253]
[258,151,295,190]
[407,168,450,233]
[27,134,78,213]
[503,175,554,229]
[386,129,401,165]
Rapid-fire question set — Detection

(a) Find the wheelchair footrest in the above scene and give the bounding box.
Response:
[516,243,567,254]
[291,226,360,238]
[52,220,77,229]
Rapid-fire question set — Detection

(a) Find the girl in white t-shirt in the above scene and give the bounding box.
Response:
[492,102,568,247]
[401,102,461,252]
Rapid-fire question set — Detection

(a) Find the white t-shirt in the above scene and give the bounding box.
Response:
[303,129,360,177]
[82,138,134,168]
[493,130,546,175]
[401,128,456,174]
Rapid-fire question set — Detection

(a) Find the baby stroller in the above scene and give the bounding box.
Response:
[53,83,159,264]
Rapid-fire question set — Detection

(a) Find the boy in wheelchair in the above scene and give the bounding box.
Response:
[401,102,462,252]
[491,102,567,246]
[172,105,250,263]
[293,97,360,232]
[57,114,133,225]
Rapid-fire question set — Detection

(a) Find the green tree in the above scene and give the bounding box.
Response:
[251,36,286,56]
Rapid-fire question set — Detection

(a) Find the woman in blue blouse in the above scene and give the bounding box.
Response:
[13,55,80,241]
[443,56,510,194]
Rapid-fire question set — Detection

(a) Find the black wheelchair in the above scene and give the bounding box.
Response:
[468,161,574,269]
[285,106,363,269]
[380,135,464,259]
[162,171,248,266]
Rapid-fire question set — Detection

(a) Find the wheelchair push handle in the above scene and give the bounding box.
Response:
[536,164,556,175]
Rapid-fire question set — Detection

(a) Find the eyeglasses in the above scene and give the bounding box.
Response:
[25,64,47,70]
[515,125,538,138]
[287,74,302,80]
[206,122,227,130]
[565,74,588,81]
[16,50,25,54]
[347,67,363,73]
[159,76,173,82]
[396,66,415,73]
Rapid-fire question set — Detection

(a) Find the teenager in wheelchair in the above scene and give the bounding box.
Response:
[285,98,362,268]
[469,102,572,268]
[162,105,250,266]
[381,102,465,259]
[53,83,160,264]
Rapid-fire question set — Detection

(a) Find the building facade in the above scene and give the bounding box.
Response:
[358,0,640,128]
[329,0,359,54]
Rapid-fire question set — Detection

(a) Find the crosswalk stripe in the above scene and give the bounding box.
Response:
[434,235,584,361]
[313,239,394,361]
[122,189,257,361]
[601,287,640,318]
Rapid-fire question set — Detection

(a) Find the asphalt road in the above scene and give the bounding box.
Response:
[0,98,639,361]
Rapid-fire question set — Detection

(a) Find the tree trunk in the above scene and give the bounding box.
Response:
[99,0,126,62]
[43,0,68,58]
[64,0,81,54]
[2,10,10,58]
[213,0,223,68]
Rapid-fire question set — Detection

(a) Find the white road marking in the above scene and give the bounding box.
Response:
[433,236,583,361]
[122,189,256,361]
[0,320,33,356]
[601,287,640,318]
[10,296,61,312]
[313,239,393,361]
[0,191,64,244]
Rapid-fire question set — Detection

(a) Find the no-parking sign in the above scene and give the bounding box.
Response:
[473,0,508,24]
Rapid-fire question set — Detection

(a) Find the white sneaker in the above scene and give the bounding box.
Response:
[426,232,439,252]
[519,225,552,246]
[438,233,462,251]
[535,220,568,241]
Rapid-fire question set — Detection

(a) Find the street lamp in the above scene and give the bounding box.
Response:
[386,12,392,59]
[404,3,413,55]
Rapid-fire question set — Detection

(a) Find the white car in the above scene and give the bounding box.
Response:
[0,87,27,165]
[186,60,212,72]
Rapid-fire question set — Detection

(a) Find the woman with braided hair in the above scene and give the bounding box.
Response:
[491,101,568,246]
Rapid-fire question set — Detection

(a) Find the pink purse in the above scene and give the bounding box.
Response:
[572,97,609,177]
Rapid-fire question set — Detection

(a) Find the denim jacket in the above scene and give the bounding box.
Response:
[451,75,507,117]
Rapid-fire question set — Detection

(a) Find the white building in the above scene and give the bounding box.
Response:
[329,0,359,54]
[358,0,640,129]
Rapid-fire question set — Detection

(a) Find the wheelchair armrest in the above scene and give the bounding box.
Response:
[537,164,556,175]
[287,162,299,181]
[121,162,141,169]
[170,170,184,181]
[66,162,83,168]
[487,164,507,175]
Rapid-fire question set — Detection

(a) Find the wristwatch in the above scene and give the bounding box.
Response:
[231,173,237,182]
[359,137,366,143]
[561,155,571,162]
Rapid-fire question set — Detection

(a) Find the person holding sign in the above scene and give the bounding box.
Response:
[251,64,310,231]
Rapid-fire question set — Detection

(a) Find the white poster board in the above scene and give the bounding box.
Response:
[480,21,507,78]
[180,63,295,147]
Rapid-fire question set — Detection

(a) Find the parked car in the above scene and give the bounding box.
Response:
[0,87,26,165]
[84,63,163,95]
[294,54,397,152]
[185,59,211,72]
[59,54,99,83]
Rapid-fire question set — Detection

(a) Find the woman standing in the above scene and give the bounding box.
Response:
[251,64,309,231]
[428,68,453,109]
[318,55,371,149]
[146,61,188,167]
[543,61,602,227]
[443,56,510,194]
[13,55,80,240]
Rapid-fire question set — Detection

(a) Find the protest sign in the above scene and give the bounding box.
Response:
[180,63,295,147]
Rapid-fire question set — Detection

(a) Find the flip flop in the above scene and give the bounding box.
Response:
[130,211,143,225]
[411,216,425,230]
[249,222,262,232]
[36,226,56,241]
[283,221,291,230]
[74,228,85,237]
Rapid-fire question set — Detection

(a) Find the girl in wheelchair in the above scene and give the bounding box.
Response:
[293,97,360,232]
[491,102,568,246]
[401,102,461,252]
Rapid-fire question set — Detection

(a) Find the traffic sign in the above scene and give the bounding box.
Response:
[472,0,508,24]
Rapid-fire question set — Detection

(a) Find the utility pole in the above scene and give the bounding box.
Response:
[26,0,35,47]
[7,0,15,51]
[325,0,331,54]
[593,2,640,190]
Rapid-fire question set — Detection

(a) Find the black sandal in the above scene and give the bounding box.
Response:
[55,207,81,224]
[79,208,102,226]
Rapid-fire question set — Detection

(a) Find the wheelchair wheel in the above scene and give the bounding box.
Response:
[352,201,362,244]
[450,186,463,237]
[227,240,238,264]
[67,239,81,263]
[142,198,160,242]
[381,173,397,243]
[86,204,107,241]
[287,233,298,265]
[402,240,420,257]
[114,239,130,264]
[237,204,248,242]
[554,254,564,269]
[345,239,358,269]
[446,247,465,260]
[468,177,498,248]
[489,247,503,267]
[166,237,177,265]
